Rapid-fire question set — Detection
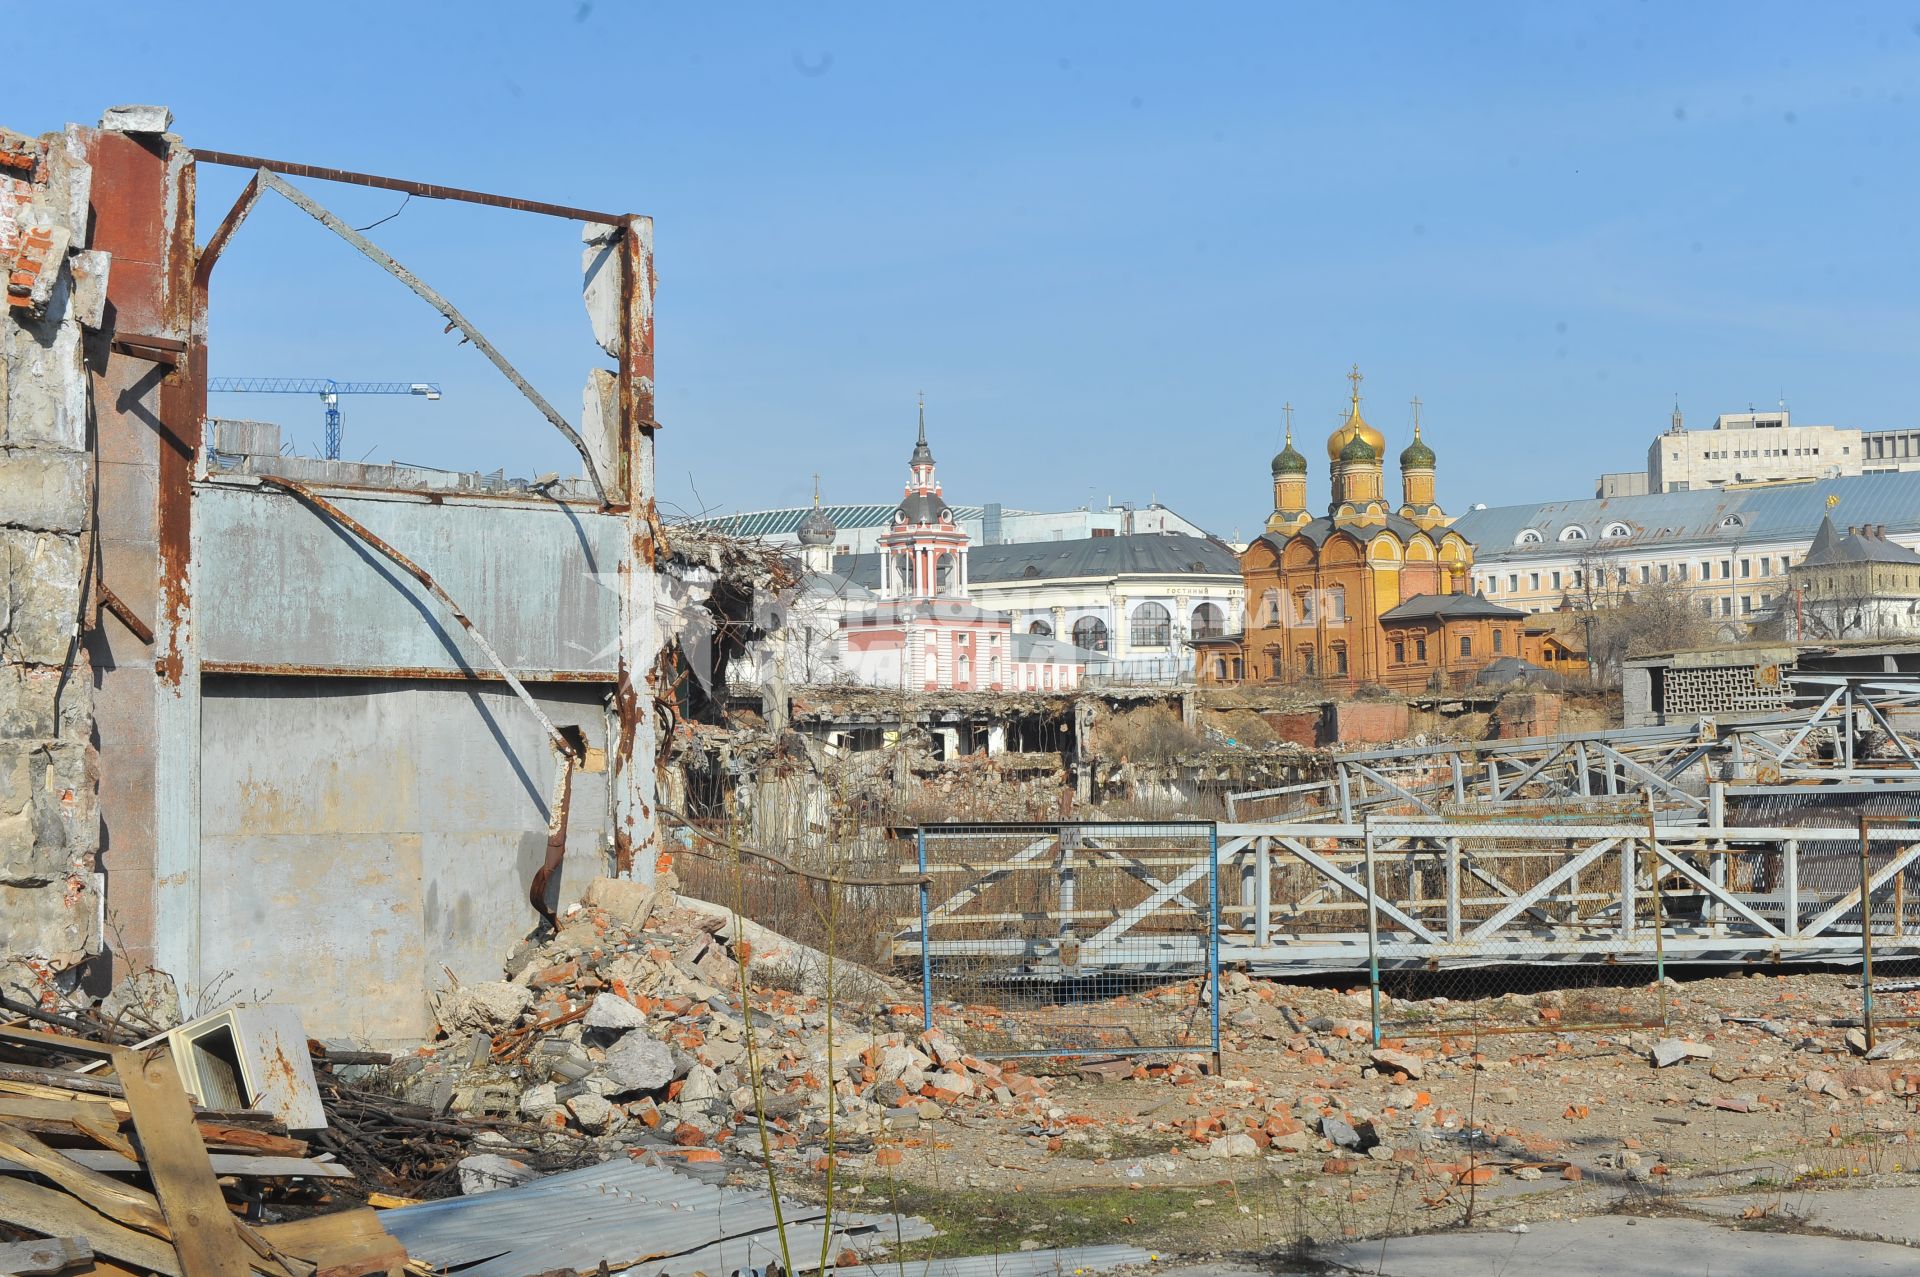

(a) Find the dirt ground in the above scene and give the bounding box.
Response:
[802,968,1920,1256]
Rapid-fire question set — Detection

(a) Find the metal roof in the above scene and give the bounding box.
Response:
[1254,513,1440,550]
[691,503,989,539]
[1379,592,1526,622]
[968,533,1240,582]
[837,533,1239,590]
[1799,515,1920,567]
[1453,470,1920,564]
[378,1155,932,1277]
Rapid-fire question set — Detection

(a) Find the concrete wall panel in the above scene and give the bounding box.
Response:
[194,484,623,677]
[198,676,610,1041]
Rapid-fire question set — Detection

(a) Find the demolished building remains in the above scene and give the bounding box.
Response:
[3,108,667,1041]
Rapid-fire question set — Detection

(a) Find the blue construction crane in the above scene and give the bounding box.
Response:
[208,377,443,460]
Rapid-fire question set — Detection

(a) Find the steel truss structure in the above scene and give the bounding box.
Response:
[1226,674,1920,825]
[895,674,1920,976]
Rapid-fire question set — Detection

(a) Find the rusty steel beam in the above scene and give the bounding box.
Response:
[251,171,610,505]
[108,334,185,366]
[199,660,614,684]
[193,170,264,289]
[96,582,154,645]
[190,148,629,225]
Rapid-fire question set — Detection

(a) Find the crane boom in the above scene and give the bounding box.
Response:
[208,377,442,459]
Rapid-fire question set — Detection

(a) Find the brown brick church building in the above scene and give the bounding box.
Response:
[1196,368,1524,691]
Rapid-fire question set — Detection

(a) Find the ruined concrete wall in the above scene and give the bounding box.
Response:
[198,676,612,1043]
[1,125,102,999]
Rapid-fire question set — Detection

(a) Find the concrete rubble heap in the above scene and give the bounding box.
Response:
[394,878,1057,1173]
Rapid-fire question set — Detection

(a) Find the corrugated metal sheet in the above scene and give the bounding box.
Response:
[380,1156,932,1277]
[1455,470,1920,565]
[840,1244,1155,1277]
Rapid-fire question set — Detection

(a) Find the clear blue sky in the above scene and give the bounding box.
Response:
[24,3,1920,536]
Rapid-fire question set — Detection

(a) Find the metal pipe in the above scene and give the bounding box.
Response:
[1208,823,1223,1076]
[919,826,934,1033]
[1646,791,1668,1027]
[1363,815,1382,1048]
[1861,814,1876,1052]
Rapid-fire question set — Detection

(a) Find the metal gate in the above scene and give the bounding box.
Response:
[902,822,1220,1063]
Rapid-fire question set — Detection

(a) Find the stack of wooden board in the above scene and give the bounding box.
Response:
[0,1024,405,1277]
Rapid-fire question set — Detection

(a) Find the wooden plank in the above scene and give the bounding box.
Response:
[1,1150,354,1180]
[0,1123,169,1237]
[0,1065,126,1099]
[257,1210,407,1277]
[197,1124,308,1158]
[0,1235,92,1276]
[0,1096,121,1124]
[0,1025,119,1059]
[111,1045,257,1277]
[0,1177,182,1276]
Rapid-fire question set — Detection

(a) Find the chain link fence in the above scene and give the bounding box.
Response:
[1345,807,1920,1044]
[908,821,1220,1063]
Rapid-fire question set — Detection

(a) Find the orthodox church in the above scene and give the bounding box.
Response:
[1196,367,1523,691]
[789,403,1090,691]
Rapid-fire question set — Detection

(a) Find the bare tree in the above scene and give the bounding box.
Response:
[1588,579,1711,681]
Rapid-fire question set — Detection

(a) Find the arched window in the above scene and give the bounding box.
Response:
[1072,616,1109,652]
[1718,514,1745,531]
[1213,657,1228,681]
[1603,522,1632,539]
[1191,602,1225,639]
[1028,619,1053,637]
[1130,602,1172,646]
[1516,529,1544,545]
[1559,526,1588,542]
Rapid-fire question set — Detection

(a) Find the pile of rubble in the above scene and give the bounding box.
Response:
[394,878,1060,1177]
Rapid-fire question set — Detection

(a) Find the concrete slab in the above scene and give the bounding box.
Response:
[1318,1214,1917,1275]
[1679,1184,1920,1246]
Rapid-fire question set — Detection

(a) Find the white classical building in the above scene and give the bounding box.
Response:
[746,411,1105,691]
[1453,470,1920,642]
[830,534,1244,684]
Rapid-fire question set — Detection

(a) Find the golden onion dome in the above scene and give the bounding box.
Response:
[1326,412,1385,462]
[1326,364,1385,461]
